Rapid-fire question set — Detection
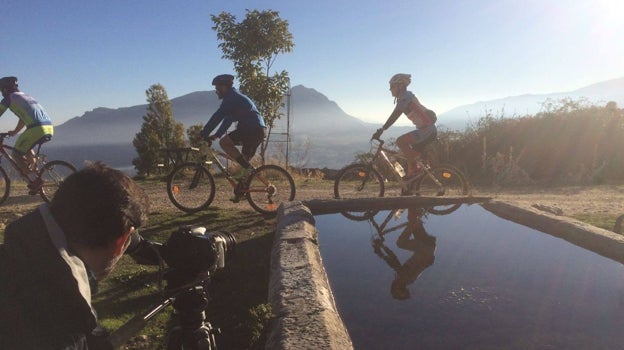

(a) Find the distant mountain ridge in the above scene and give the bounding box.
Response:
[46,78,624,169]
[48,85,405,168]
[438,77,624,130]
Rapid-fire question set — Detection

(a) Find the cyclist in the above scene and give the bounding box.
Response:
[373,73,437,180]
[200,74,266,182]
[0,76,54,193]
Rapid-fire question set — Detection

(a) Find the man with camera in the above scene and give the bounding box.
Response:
[0,162,150,349]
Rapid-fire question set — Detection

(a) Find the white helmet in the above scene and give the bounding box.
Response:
[389,73,411,86]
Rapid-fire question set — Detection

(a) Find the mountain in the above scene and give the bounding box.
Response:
[47,85,409,169]
[438,77,624,130]
[45,78,623,170]
[51,91,219,146]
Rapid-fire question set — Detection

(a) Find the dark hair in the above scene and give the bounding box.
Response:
[50,162,150,248]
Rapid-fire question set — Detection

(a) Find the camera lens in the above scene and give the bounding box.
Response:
[213,231,236,257]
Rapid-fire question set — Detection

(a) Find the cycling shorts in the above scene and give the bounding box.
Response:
[227,127,266,160]
[14,125,54,154]
[403,124,437,151]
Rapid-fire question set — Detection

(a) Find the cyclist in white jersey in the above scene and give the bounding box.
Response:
[373,73,437,180]
[0,77,54,193]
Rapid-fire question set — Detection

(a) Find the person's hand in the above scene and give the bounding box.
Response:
[372,128,383,140]
[209,135,219,141]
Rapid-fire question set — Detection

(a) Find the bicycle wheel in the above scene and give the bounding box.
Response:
[0,166,10,206]
[334,164,385,199]
[414,164,468,215]
[167,162,216,213]
[245,165,295,215]
[39,160,77,202]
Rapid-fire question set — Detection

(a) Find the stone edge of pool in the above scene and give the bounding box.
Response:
[482,200,624,265]
[265,200,354,350]
[266,197,624,349]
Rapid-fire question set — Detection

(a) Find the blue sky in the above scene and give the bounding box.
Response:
[2,0,623,130]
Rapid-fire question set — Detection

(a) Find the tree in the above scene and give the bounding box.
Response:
[211,9,294,164]
[186,124,212,162]
[133,84,185,176]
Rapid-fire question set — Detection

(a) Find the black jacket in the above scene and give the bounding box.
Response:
[0,207,111,350]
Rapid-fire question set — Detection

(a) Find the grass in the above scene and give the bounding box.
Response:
[570,213,620,232]
[94,206,277,349]
[2,178,623,349]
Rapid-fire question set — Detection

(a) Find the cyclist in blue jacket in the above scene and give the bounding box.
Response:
[200,74,266,180]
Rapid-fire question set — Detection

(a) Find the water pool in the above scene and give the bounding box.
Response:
[316,204,624,349]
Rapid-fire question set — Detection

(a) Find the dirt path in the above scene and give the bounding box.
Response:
[2,180,623,230]
[478,185,624,218]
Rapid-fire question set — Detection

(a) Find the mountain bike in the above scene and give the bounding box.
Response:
[0,133,76,205]
[166,142,296,215]
[334,135,468,215]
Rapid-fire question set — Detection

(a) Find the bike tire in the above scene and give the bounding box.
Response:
[39,160,77,203]
[167,162,216,213]
[0,166,10,206]
[414,164,468,215]
[334,164,385,199]
[334,164,384,220]
[245,164,296,216]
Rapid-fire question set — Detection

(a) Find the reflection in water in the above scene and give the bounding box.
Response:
[317,205,624,350]
[371,207,436,300]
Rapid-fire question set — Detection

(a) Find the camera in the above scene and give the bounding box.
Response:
[160,225,236,274]
[110,226,237,349]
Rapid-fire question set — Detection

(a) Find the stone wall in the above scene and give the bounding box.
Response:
[266,201,353,350]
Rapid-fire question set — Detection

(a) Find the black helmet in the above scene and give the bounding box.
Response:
[0,76,18,90]
[212,74,234,86]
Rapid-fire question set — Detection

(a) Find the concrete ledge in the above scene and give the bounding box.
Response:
[483,200,624,264]
[266,201,354,350]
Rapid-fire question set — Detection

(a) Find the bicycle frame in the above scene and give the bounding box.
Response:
[204,147,276,196]
[370,208,409,238]
[0,134,46,182]
[369,138,444,191]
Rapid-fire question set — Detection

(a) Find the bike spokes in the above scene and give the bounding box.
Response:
[166,163,216,212]
[334,164,384,199]
[245,165,295,215]
[39,160,76,202]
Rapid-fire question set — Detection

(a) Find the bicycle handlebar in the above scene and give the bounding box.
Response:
[371,136,385,146]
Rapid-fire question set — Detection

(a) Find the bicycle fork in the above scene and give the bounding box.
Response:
[357,166,376,191]
[189,167,203,190]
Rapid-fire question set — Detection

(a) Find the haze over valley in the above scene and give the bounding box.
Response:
[43,78,624,170]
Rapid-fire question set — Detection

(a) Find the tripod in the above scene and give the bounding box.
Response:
[164,270,220,350]
[108,269,220,350]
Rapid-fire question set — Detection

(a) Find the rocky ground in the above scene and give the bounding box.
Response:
[479,185,624,219]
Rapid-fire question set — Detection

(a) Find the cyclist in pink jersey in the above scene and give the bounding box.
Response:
[373,73,437,180]
[0,77,54,193]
